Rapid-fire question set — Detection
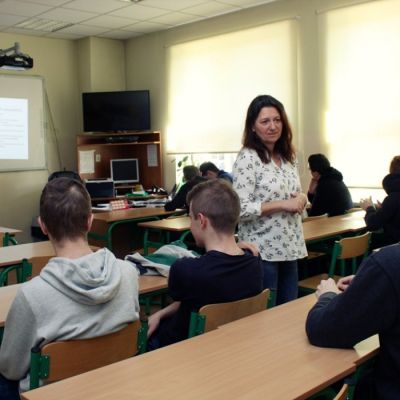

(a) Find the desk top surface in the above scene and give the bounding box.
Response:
[0,241,54,267]
[135,211,366,242]
[92,208,180,223]
[20,294,377,400]
[0,275,167,327]
[138,216,190,231]
[0,227,22,234]
[302,211,366,242]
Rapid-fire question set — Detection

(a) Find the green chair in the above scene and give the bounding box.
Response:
[188,288,270,338]
[0,256,51,287]
[299,232,371,293]
[29,319,148,390]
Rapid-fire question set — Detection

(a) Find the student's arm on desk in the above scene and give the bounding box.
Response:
[0,290,38,380]
[306,255,396,348]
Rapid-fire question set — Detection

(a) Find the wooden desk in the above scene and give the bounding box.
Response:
[303,211,365,242]
[0,241,55,268]
[0,227,22,246]
[137,212,366,254]
[20,295,378,400]
[0,276,167,328]
[90,208,183,258]
[138,216,191,255]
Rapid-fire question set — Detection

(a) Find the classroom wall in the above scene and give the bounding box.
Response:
[124,0,370,191]
[0,32,80,242]
[0,0,372,241]
[0,33,125,242]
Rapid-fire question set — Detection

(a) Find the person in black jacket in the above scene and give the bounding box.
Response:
[164,165,205,211]
[306,243,400,400]
[307,154,353,216]
[360,155,400,246]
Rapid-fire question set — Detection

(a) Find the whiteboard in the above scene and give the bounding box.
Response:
[0,75,46,171]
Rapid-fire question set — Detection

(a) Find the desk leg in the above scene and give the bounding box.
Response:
[143,229,150,256]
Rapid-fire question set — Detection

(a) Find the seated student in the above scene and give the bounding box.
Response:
[360,155,400,246]
[0,178,140,399]
[199,161,233,183]
[305,243,400,400]
[164,165,205,211]
[307,154,353,216]
[147,179,263,349]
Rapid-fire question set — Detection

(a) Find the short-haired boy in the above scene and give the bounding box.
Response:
[0,178,140,399]
[147,179,263,349]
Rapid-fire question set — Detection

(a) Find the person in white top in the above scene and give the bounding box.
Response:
[233,95,307,305]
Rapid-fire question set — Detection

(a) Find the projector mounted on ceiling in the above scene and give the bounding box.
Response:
[0,42,33,71]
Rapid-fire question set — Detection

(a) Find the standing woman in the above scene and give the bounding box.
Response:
[233,95,307,305]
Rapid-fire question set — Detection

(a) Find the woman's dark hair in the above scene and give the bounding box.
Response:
[242,95,295,164]
[308,154,331,174]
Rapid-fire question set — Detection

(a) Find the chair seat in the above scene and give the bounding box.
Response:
[298,274,342,290]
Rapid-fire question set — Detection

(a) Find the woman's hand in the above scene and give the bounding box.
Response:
[284,192,307,214]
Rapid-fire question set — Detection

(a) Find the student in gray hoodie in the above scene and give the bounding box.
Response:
[0,177,140,399]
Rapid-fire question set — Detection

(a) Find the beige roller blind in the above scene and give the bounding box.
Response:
[165,19,298,154]
[320,0,400,187]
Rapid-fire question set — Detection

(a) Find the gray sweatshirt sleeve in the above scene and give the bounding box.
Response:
[0,289,40,381]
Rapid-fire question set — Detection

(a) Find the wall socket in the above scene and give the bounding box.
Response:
[95,154,101,162]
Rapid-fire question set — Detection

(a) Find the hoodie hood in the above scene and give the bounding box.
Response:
[382,173,400,194]
[320,167,343,182]
[40,248,121,305]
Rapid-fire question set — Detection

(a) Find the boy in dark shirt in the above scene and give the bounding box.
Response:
[306,244,400,399]
[147,179,263,349]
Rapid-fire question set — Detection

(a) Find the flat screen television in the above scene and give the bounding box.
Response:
[110,158,139,184]
[82,90,150,132]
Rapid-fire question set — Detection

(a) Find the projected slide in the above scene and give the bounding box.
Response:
[0,97,28,160]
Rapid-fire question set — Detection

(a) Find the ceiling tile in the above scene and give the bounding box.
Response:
[3,26,47,36]
[184,1,240,17]
[84,14,137,29]
[0,0,51,17]
[110,3,169,20]
[99,29,141,40]
[139,0,210,11]
[38,7,96,23]
[123,20,170,34]
[63,0,128,14]
[58,24,108,36]
[151,12,199,26]
[218,0,275,7]
[0,14,28,26]
[46,31,83,39]
[19,0,72,6]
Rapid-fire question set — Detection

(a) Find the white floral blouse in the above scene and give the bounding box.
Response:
[233,147,307,262]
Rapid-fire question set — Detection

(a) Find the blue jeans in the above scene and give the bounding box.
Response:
[0,374,20,400]
[261,260,298,306]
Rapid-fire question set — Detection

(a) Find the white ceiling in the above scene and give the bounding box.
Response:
[0,0,278,40]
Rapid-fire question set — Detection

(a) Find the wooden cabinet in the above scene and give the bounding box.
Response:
[77,131,163,190]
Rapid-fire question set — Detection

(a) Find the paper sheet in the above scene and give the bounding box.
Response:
[147,144,158,167]
[78,150,95,174]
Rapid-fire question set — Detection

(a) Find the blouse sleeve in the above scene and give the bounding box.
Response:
[232,149,262,220]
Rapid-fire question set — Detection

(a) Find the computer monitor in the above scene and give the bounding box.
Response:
[110,158,139,184]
